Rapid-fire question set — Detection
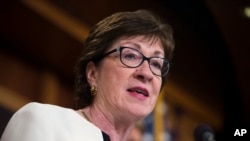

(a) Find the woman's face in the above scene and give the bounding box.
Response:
[88,35,164,121]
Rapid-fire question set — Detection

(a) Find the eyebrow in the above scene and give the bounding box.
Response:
[121,42,164,57]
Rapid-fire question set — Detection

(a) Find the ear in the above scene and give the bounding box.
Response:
[86,61,98,86]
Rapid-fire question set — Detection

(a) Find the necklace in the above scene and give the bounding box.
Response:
[81,110,91,122]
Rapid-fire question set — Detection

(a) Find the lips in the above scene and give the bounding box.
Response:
[127,87,149,97]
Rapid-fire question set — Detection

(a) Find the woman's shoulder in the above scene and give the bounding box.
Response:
[14,102,101,131]
[2,102,104,141]
[18,102,104,138]
[18,102,70,111]
[13,102,79,122]
[15,102,73,117]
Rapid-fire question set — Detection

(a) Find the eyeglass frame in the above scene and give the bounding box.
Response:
[95,46,171,77]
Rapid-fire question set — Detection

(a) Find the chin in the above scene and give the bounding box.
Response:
[132,109,152,119]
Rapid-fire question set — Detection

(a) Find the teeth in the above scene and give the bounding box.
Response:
[135,89,140,93]
[136,89,144,94]
[128,88,148,96]
[132,89,147,96]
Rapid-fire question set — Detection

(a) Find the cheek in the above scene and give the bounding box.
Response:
[102,58,132,79]
[97,61,130,92]
[97,64,131,106]
[151,79,162,104]
[153,79,162,94]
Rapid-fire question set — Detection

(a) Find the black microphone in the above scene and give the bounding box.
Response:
[194,124,216,141]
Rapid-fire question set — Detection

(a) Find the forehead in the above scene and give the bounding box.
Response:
[111,35,164,51]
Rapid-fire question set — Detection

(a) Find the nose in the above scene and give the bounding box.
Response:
[134,60,154,82]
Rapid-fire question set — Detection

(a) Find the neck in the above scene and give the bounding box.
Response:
[81,104,137,141]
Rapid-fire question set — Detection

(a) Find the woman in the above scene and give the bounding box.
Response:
[1,9,175,141]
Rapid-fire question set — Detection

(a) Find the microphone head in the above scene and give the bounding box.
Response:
[194,124,216,141]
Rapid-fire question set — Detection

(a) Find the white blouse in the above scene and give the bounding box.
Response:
[1,102,106,141]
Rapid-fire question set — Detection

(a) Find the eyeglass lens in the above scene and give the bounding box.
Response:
[120,47,169,76]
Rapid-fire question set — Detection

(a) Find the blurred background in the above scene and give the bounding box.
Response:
[0,0,249,141]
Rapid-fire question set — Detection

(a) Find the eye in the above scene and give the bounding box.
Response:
[150,59,163,70]
[122,52,141,61]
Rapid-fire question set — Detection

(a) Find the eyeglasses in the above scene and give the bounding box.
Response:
[100,47,170,77]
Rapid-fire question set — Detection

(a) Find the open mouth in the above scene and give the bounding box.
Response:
[127,87,149,97]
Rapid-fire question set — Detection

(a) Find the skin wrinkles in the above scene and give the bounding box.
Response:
[0,10,175,141]
[85,35,163,141]
[115,36,165,58]
[118,42,164,58]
